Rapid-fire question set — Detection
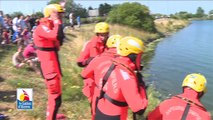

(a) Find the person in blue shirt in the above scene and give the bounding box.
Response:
[0,10,5,42]
[12,27,21,44]
[77,16,81,28]
[0,11,4,27]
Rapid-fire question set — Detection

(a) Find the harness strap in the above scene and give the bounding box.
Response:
[112,60,133,73]
[99,63,116,99]
[104,94,128,107]
[36,46,57,51]
[95,63,116,111]
[174,95,206,110]
[181,103,190,120]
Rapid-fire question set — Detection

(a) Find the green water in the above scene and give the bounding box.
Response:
[146,20,213,113]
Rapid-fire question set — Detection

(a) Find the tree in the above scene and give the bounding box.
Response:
[47,0,87,18]
[99,3,112,16]
[88,6,93,10]
[152,13,165,19]
[171,11,194,19]
[107,2,156,32]
[10,12,23,18]
[196,7,205,18]
[47,0,61,4]
[208,10,213,19]
[72,3,88,18]
[209,10,213,15]
[34,11,44,18]
[48,0,73,17]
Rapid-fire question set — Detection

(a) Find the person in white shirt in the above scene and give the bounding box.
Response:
[12,15,20,32]
[69,12,74,29]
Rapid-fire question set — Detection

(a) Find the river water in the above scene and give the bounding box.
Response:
[146,20,213,113]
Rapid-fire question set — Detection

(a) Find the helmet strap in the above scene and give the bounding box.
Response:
[128,54,137,62]
[128,54,137,70]
[198,92,204,98]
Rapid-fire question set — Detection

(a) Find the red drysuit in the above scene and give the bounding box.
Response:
[77,36,106,67]
[148,88,211,120]
[33,18,62,120]
[81,56,148,120]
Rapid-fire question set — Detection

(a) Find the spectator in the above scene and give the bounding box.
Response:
[12,46,25,68]
[1,28,10,44]
[77,16,81,28]
[22,42,40,74]
[24,15,31,28]
[31,19,39,32]
[12,27,22,46]
[29,15,36,29]
[0,10,4,43]
[12,14,20,32]
[18,15,27,30]
[69,12,74,29]
[21,27,32,45]
[0,11,5,28]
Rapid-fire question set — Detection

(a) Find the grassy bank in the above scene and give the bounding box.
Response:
[0,18,189,120]
[154,18,189,35]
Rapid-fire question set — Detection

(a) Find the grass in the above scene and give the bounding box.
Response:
[0,19,189,119]
[154,18,189,35]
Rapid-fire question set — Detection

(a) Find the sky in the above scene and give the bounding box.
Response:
[0,0,213,15]
[75,0,213,15]
[0,0,49,15]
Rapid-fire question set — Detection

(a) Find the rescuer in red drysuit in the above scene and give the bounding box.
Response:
[77,22,110,67]
[148,73,211,120]
[33,4,65,120]
[81,36,148,120]
[81,35,122,119]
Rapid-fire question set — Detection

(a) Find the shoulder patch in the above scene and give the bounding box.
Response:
[120,69,130,80]
[41,25,50,32]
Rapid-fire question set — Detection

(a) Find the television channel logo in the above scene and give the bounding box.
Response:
[17,88,33,110]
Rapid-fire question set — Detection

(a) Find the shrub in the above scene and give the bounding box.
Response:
[107,2,156,32]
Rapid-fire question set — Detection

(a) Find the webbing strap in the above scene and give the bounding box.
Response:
[104,94,128,107]
[174,95,206,110]
[181,103,190,120]
[36,46,57,51]
[99,63,116,99]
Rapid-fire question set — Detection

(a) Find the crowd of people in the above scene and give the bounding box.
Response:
[0,3,212,120]
[0,10,40,74]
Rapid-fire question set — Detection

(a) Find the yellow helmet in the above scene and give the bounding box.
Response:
[106,35,122,48]
[94,22,109,33]
[43,4,65,17]
[117,36,145,56]
[182,73,207,93]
